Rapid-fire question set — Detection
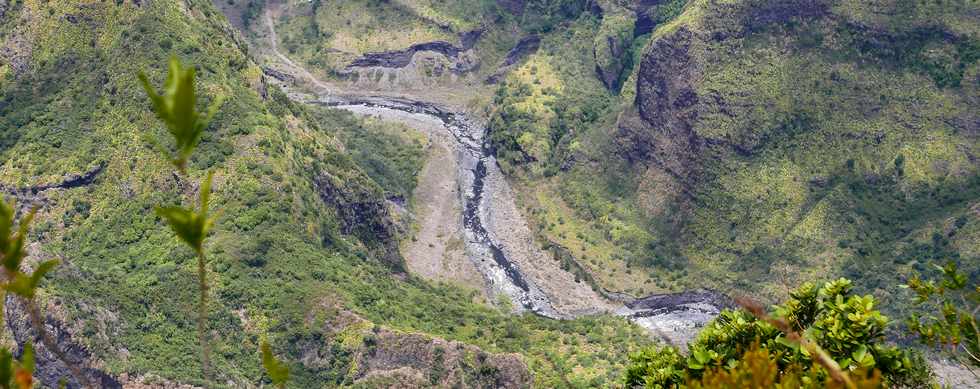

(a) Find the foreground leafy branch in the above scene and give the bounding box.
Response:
[625,278,930,388]
[156,172,216,382]
[139,57,223,174]
[906,262,979,375]
[141,57,222,384]
[737,297,856,388]
[142,56,290,387]
[261,341,289,388]
[0,201,93,388]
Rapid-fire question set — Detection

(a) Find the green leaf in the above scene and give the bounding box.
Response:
[157,173,215,253]
[775,335,801,351]
[200,170,213,213]
[693,349,710,364]
[139,57,224,172]
[19,344,32,375]
[0,349,12,387]
[261,341,289,387]
[6,275,33,298]
[0,199,13,256]
[851,345,868,365]
[0,205,34,273]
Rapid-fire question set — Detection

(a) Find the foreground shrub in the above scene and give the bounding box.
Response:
[625,278,932,388]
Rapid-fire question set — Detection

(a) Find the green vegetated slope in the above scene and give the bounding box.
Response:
[0,0,653,387]
[488,0,979,312]
[243,0,977,315]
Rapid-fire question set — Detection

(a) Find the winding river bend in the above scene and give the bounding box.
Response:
[309,96,566,318]
[285,91,731,345]
[260,6,730,345]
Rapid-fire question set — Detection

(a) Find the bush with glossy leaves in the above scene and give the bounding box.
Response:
[625,278,932,388]
[906,262,979,370]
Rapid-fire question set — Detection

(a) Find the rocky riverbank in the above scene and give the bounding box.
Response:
[288,90,731,346]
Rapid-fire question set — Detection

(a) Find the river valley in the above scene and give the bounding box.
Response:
[259,5,731,347]
[275,88,731,345]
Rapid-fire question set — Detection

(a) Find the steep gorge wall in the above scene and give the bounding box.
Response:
[610,0,979,303]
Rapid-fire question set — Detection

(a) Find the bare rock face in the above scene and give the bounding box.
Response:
[619,25,704,187]
[314,172,404,270]
[634,27,701,152]
[5,297,122,389]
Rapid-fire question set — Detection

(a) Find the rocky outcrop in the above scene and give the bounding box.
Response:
[342,27,484,78]
[339,40,481,90]
[314,172,403,270]
[300,305,532,389]
[1,164,105,212]
[486,35,540,84]
[348,41,468,70]
[5,297,121,389]
[356,329,532,388]
[459,29,483,50]
[262,66,296,84]
[501,36,540,68]
[593,3,635,91]
[1,164,104,196]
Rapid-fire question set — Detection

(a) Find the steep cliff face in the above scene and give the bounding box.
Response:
[592,2,634,91]
[627,25,703,182]
[621,0,833,189]
[5,296,122,388]
[613,0,979,300]
[623,0,977,172]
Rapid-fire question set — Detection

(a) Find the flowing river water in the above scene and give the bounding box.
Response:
[321,97,568,319]
[282,92,732,345]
